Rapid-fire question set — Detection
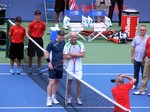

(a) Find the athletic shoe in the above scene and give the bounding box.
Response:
[28,68,32,75]
[16,68,21,75]
[148,93,150,96]
[66,98,71,105]
[63,26,69,30]
[52,97,59,104]
[133,91,145,95]
[75,98,82,105]
[46,98,52,107]
[131,85,137,89]
[10,69,15,75]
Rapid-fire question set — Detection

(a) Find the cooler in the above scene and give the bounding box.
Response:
[121,9,139,39]
[50,27,60,41]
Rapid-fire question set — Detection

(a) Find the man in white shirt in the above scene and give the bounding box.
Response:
[131,25,149,89]
[63,32,85,105]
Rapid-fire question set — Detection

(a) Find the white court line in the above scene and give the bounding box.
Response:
[0,106,149,109]
[83,73,133,76]
[131,106,150,109]
[0,73,27,75]
[0,106,114,109]
[0,73,134,76]
[0,63,132,65]
[0,107,64,109]
[83,64,132,65]
[0,73,136,76]
[0,73,48,76]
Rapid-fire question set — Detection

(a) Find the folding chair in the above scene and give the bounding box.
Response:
[88,10,107,41]
[64,10,86,40]
[44,0,55,24]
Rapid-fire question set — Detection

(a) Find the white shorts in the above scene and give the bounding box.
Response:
[67,71,82,79]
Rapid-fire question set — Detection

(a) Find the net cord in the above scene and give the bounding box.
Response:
[8,19,131,112]
[8,19,46,53]
[65,69,131,112]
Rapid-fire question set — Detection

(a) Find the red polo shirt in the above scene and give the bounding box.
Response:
[9,25,26,43]
[112,81,133,112]
[28,20,46,38]
[146,37,150,58]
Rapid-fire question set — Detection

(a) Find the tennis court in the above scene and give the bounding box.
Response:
[0,15,150,112]
[0,64,150,112]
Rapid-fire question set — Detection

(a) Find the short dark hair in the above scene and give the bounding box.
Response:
[57,30,65,36]
[34,10,41,15]
[15,16,22,22]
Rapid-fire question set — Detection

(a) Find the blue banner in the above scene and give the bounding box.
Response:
[0,0,149,22]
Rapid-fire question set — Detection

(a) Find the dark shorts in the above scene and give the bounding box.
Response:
[55,0,69,12]
[9,42,24,60]
[48,69,63,79]
[28,37,43,57]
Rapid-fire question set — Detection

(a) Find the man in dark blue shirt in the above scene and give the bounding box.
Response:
[44,30,65,107]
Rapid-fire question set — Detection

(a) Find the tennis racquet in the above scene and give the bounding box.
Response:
[41,60,64,73]
[69,44,81,74]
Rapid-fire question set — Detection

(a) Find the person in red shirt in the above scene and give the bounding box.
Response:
[27,10,46,74]
[112,74,136,112]
[9,16,26,75]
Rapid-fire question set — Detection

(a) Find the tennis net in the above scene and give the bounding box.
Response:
[7,19,131,112]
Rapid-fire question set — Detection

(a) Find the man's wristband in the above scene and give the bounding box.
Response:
[46,58,51,63]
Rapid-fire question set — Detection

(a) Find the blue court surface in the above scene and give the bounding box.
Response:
[0,64,150,112]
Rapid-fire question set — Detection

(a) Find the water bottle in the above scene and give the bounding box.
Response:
[88,35,92,42]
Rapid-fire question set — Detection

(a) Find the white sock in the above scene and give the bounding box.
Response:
[55,24,58,27]
[52,94,55,99]
[47,96,51,100]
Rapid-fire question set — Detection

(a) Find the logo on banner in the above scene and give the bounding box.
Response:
[125,17,131,37]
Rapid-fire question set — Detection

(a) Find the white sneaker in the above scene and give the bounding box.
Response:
[133,91,145,95]
[52,98,59,104]
[63,26,69,30]
[148,93,150,96]
[66,98,71,105]
[46,98,52,107]
[131,85,137,89]
[76,98,82,105]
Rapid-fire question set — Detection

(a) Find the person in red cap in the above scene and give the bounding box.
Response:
[9,16,26,75]
[28,10,46,74]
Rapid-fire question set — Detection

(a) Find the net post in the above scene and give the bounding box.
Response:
[5,19,10,58]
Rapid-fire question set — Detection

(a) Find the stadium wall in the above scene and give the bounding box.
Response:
[0,0,149,22]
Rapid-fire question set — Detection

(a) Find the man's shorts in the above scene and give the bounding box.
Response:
[9,42,24,60]
[28,37,43,57]
[67,71,82,80]
[54,0,69,12]
[48,69,63,79]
